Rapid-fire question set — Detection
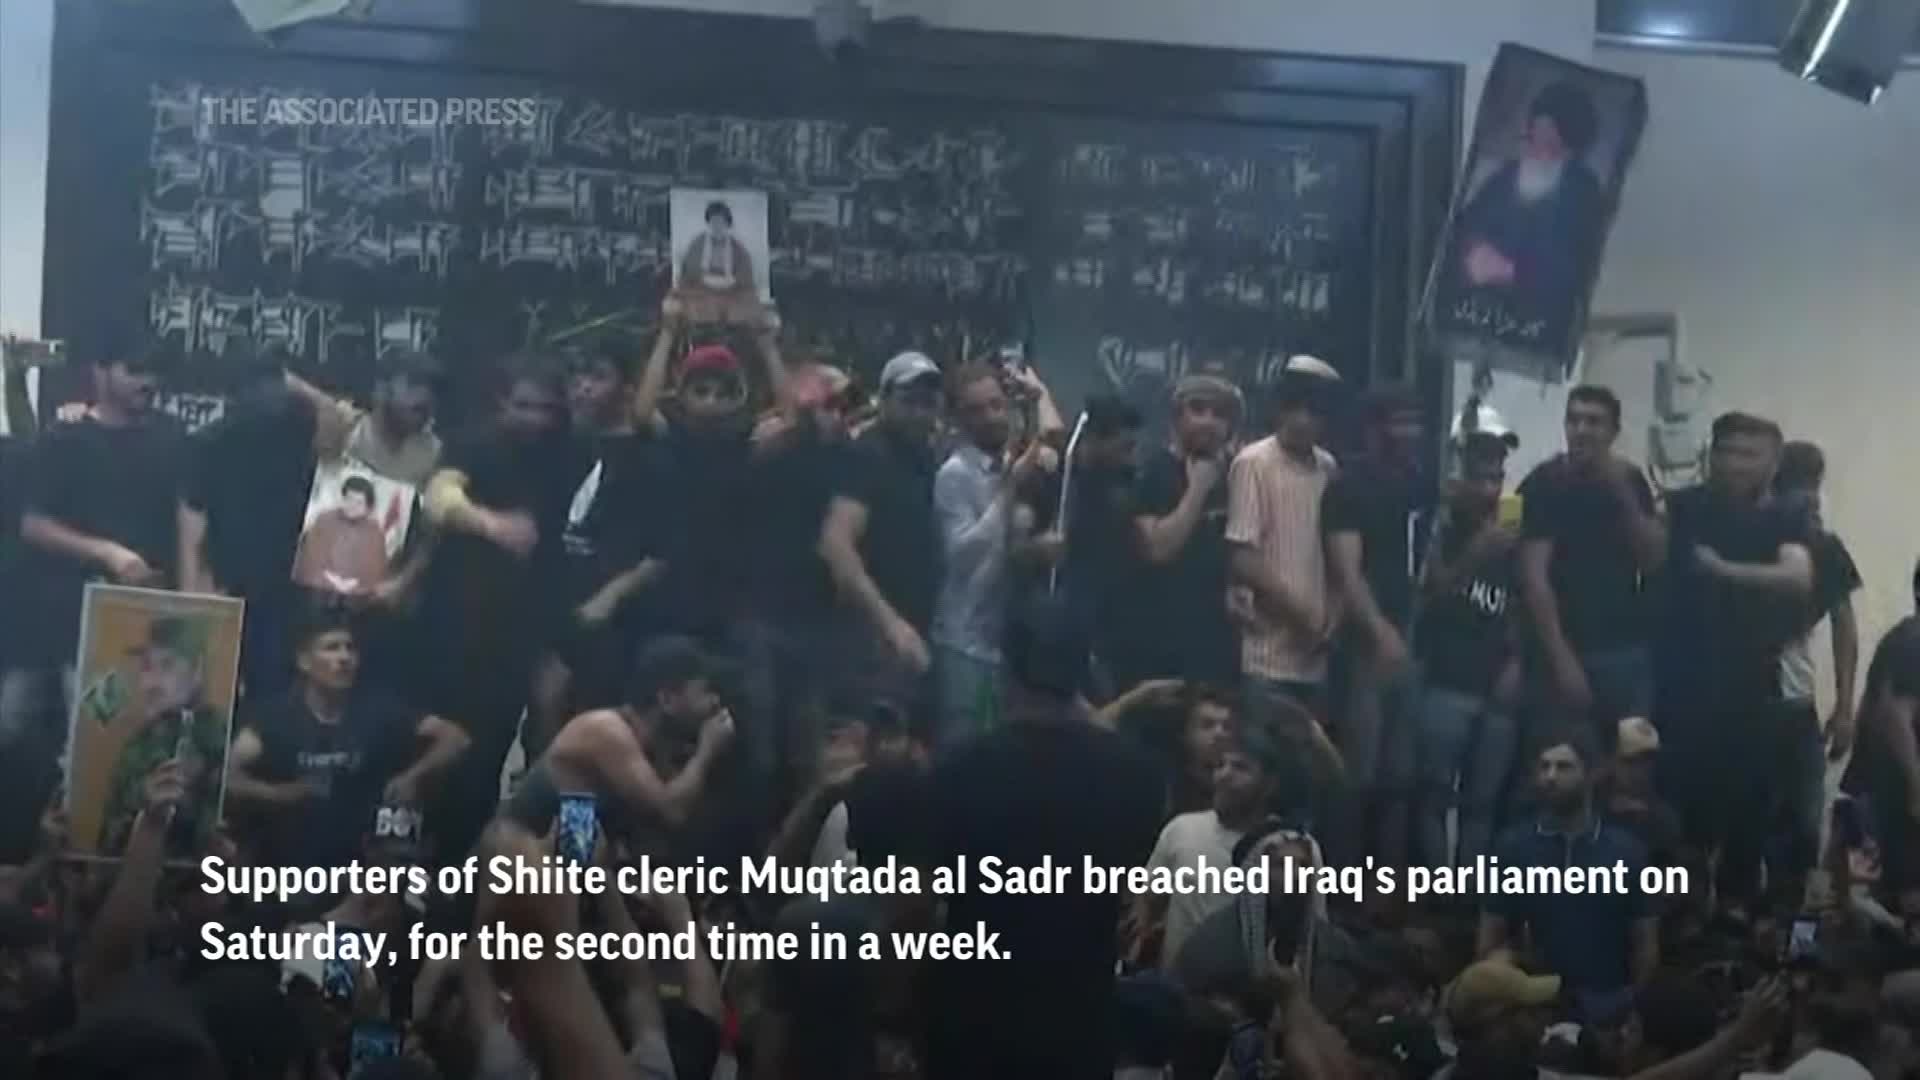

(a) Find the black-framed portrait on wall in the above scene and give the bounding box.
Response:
[1421,44,1648,379]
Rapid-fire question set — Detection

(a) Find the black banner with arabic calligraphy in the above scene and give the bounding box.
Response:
[1421,45,1647,377]
[44,0,1458,433]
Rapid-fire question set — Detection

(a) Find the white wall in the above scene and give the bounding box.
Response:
[589,0,1594,132]
[1592,46,1920,668]
[0,0,53,343]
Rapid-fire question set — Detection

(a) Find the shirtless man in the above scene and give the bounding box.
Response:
[505,635,736,836]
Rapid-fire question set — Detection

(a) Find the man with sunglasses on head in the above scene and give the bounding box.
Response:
[819,352,946,717]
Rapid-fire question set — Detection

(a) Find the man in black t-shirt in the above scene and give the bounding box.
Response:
[1766,440,1862,906]
[1655,412,1812,909]
[1414,431,1520,868]
[6,346,186,750]
[923,594,1164,1080]
[1842,602,1920,911]
[177,346,334,702]
[225,608,468,875]
[819,352,945,714]
[1516,385,1666,739]
[417,352,576,859]
[1121,374,1241,692]
[527,340,666,755]
[1323,385,1431,867]
[1057,395,1144,694]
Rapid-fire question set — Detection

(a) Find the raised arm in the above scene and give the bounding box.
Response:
[1136,456,1221,565]
[632,297,684,436]
[597,709,734,827]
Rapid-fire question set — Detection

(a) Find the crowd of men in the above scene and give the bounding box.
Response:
[1,296,1920,1080]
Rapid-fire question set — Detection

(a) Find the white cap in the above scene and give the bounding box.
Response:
[879,351,941,391]
[1285,354,1341,381]
[1452,402,1520,448]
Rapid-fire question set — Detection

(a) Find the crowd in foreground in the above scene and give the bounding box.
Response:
[2,298,1920,1078]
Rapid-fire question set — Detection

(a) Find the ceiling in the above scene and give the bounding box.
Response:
[1598,0,1920,54]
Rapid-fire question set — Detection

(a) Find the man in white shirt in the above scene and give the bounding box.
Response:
[1135,724,1279,969]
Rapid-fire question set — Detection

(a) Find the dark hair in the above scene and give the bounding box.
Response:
[111,340,184,378]
[1004,592,1089,701]
[1710,411,1783,447]
[1566,384,1622,429]
[1083,394,1144,438]
[624,635,711,710]
[377,348,441,388]
[1532,723,1600,770]
[1805,987,1881,1061]
[497,350,565,400]
[340,475,376,503]
[1775,440,1825,494]
[704,200,734,226]
[291,601,355,653]
[946,360,1001,405]
[1635,972,1719,1054]
[1361,384,1420,427]
[1185,682,1240,716]
[1531,81,1600,156]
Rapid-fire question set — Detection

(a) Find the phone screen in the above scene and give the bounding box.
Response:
[1787,917,1819,963]
[321,956,356,1003]
[556,793,598,864]
[350,1022,402,1068]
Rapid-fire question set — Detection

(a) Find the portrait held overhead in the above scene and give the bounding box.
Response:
[1,1,1919,1079]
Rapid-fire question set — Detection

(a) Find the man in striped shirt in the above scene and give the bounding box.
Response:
[1226,357,1342,822]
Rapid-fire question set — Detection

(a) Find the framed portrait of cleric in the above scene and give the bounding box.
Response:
[293,456,418,597]
[65,584,243,863]
[670,188,774,317]
[1420,44,1648,380]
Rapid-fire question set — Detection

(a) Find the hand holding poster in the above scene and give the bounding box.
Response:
[1422,45,1647,378]
[66,585,243,862]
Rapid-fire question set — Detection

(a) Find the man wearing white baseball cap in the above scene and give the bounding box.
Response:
[819,352,946,710]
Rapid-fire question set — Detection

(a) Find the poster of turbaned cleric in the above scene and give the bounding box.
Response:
[1422,44,1648,377]
[66,585,244,863]
[293,457,417,597]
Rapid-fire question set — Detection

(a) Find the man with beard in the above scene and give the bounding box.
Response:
[505,634,736,835]
[1517,386,1665,736]
[343,349,442,487]
[1657,412,1811,912]
[1323,385,1430,867]
[8,342,186,751]
[527,338,668,754]
[290,475,391,595]
[1447,81,1606,347]
[1477,727,1657,1025]
[1123,373,1242,692]
[930,361,1060,746]
[819,352,946,712]
[417,352,576,860]
[225,607,468,875]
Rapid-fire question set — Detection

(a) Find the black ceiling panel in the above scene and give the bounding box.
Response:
[1598,0,1920,52]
